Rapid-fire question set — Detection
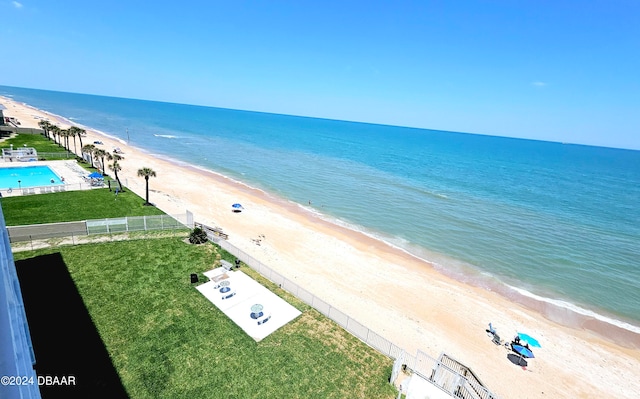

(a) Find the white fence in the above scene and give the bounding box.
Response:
[212,235,499,399]
[1,182,102,197]
[86,215,186,234]
[37,151,77,159]
[8,214,188,244]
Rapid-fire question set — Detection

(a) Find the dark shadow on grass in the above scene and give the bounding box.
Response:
[16,253,129,399]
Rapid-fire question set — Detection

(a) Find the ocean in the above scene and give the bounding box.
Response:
[2,85,639,342]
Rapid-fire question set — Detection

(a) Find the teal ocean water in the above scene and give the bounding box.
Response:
[2,86,639,344]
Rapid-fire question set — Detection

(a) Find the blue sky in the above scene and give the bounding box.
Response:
[1,1,638,149]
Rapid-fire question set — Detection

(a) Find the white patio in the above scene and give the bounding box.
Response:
[196,268,301,342]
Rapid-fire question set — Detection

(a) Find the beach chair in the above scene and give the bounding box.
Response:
[492,332,502,345]
[486,322,503,345]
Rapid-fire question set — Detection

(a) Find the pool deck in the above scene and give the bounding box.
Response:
[0,160,98,197]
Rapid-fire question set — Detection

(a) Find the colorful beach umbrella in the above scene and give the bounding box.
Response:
[517,332,541,348]
[512,344,535,359]
[511,343,535,366]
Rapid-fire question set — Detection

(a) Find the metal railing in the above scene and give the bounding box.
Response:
[8,214,188,244]
[37,152,78,159]
[86,215,185,234]
[439,353,494,399]
[1,182,104,197]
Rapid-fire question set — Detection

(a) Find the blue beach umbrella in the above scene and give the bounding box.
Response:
[231,203,243,212]
[512,344,535,359]
[517,332,541,348]
[511,343,535,366]
[88,172,103,178]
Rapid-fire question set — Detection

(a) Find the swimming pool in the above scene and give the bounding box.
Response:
[0,166,63,190]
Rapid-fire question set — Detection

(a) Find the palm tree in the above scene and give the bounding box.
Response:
[64,129,72,152]
[107,152,125,192]
[137,167,156,205]
[82,144,96,167]
[38,120,52,140]
[76,127,86,151]
[59,129,69,151]
[67,127,78,154]
[50,125,61,145]
[94,148,107,173]
[68,126,86,155]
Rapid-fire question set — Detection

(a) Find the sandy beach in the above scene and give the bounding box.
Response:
[2,96,640,398]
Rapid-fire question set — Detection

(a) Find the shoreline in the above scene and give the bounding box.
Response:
[32,95,640,343]
[118,136,640,346]
[2,95,640,398]
[32,95,640,345]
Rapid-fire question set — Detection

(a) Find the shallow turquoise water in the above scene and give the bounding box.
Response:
[0,165,62,189]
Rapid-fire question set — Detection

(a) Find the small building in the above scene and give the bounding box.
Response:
[0,104,15,139]
[0,104,18,127]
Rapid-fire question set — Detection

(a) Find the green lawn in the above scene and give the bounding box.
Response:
[13,238,396,399]
[1,189,167,225]
[3,132,73,156]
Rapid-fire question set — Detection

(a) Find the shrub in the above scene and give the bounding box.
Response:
[189,227,208,244]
